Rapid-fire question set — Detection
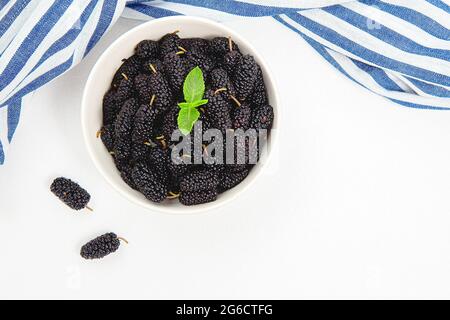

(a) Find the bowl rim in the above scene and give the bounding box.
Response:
[81,16,281,214]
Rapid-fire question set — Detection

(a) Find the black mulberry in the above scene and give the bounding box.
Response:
[220,170,250,191]
[209,68,236,97]
[149,71,172,112]
[168,149,191,178]
[180,38,210,54]
[115,98,139,137]
[233,55,258,101]
[80,233,126,260]
[232,102,252,130]
[135,40,159,60]
[159,32,181,57]
[114,98,138,160]
[115,159,138,190]
[162,106,179,142]
[132,104,159,143]
[114,137,132,161]
[134,74,152,102]
[209,37,239,57]
[250,104,274,130]
[223,50,243,75]
[142,59,165,75]
[132,162,167,203]
[180,189,218,206]
[185,49,215,75]
[250,66,268,107]
[103,90,119,125]
[163,53,187,95]
[131,142,151,163]
[148,147,170,182]
[50,177,91,211]
[180,170,219,192]
[204,90,232,133]
[100,124,115,152]
[112,55,141,88]
[115,76,134,103]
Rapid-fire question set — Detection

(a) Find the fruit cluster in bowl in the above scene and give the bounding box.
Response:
[98,31,274,206]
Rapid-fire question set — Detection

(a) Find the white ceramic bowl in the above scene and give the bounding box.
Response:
[82,16,280,214]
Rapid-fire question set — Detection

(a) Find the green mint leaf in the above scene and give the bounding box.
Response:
[191,99,208,108]
[178,102,193,109]
[178,106,200,135]
[183,66,205,103]
[178,99,208,110]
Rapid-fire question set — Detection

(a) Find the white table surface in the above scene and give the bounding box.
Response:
[1,17,450,300]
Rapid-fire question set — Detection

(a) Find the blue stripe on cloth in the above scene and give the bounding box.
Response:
[32,0,99,72]
[0,0,73,92]
[390,98,450,110]
[0,1,8,12]
[285,12,450,87]
[7,99,21,142]
[126,3,182,18]
[404,77,450,98]
[351,59,404,92]
[324,5,450,62]
[0,0,32,37]
[374,1,450,40]
[1,55,74,108]
[161,0,300,16]
[0,138,4,165]
[273,15,356,83]
[425,0,450,13]
[84,0,118,57]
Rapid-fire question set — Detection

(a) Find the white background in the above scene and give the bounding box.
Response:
[1,17,450,300]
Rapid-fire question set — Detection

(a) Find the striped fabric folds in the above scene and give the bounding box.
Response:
[0,1,449,165]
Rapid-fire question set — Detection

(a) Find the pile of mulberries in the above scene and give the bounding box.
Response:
[100,33,274,206]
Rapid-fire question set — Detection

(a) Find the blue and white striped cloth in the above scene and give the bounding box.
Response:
[0,0,449,165]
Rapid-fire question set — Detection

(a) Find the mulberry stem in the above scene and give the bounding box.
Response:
[85,205,94,212]
[121,73,129,81]
[96,129,102,138]
[168,192,180,199]
[229,95,242,107]
[228,36,233,52]
[150,94,156,106]
[214,88,227,95]
[149,64,157,74]
[117,237,129,244]
[178,46,187,53]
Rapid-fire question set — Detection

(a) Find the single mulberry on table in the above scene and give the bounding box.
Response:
[50,177,92,211]
[81,233,127,260]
